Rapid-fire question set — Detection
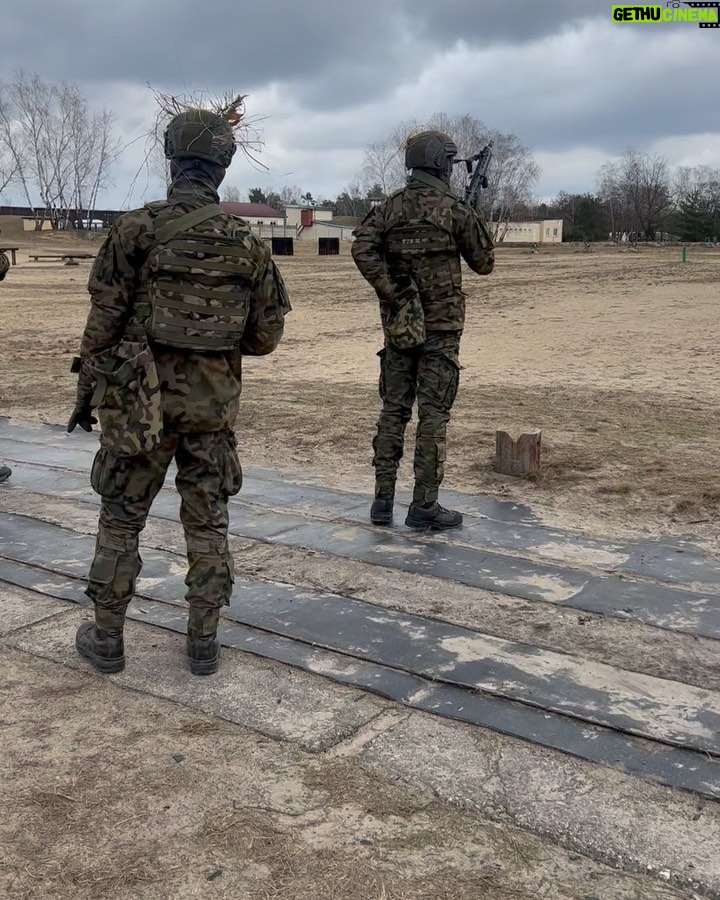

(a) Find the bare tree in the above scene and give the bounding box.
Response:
[0,76,43,224]
[0,97,16,199]
[335,181,373,219]
[597,161,631,240]
[0,154,15,198]
[359,126,411,197]
[0,72,119,229]
[280,184,304,206]
[222,184,242,202]
[478,132,540,241]
[673,164,720,241]
[674,164,720,209]
[265,191,284,212]
[598,149,672,241]
[623,149,672,240]
[70,108,120,229]
[10,72,74,227]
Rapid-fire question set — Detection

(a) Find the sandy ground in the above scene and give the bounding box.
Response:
[0,598,698,900]
[1,233,719,551]
[1,232,719,898]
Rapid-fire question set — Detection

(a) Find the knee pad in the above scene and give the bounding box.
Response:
[185,538,235,608]
[86,544,142,608]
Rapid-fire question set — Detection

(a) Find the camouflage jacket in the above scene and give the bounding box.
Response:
[351,172,494,333]
[0,251,8,282]
[76,178,289,435]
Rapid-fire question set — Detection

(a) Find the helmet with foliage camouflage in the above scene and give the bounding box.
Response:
[164,108,237,168]
[405,131,457,175]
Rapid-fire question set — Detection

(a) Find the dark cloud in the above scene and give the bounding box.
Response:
[1,0,718,208]
[0,0,612,95]
[0,1,403,89]
[402,0,608,46]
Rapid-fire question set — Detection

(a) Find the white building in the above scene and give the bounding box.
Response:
[496,219,563,243]
[283,204,355,241]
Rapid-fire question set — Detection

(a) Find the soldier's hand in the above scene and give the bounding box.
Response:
[67,404,98,433]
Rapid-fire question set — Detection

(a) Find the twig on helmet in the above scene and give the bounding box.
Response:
[147,85,268,170]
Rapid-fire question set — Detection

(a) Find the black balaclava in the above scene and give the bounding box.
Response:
[168,158,226,200]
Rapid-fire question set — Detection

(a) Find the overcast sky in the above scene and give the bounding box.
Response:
[1,0,719,208]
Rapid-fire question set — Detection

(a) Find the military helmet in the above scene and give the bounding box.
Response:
[405,130,458,172]
[164,108,237,168]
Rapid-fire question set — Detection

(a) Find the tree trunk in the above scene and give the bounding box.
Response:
[495,429,542,476]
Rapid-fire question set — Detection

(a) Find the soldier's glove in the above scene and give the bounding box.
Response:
[67,404,98,433]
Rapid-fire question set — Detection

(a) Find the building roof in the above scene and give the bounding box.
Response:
[220,202,284,219]
[284,203,335,211]
[301,221,353,231]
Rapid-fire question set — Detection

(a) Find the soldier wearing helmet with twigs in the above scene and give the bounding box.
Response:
[69,92,290,676]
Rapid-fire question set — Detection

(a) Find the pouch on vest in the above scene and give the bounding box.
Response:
[383,281,426,350]
[381,218,454,349]
[86,341,163,457]
[145,204,254,352]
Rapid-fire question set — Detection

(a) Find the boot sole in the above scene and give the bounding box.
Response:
[405,516,463,531]
[371,514,393,526]
[189,654,220,676]
[76,640,125,674]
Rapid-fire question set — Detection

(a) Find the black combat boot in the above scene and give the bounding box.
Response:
[187,606,221,675]
[186,635,220,675]
[370,497,394,525]
[405,501,463,531]
[75,622,125,673]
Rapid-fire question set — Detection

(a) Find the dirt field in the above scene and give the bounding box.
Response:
[2,231,719,898]
[2,232,718,551]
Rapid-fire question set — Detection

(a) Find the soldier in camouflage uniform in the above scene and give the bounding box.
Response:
[68,108,290,675]
[352,131,494,530]
[0,250,11,483]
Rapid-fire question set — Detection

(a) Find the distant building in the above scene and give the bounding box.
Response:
[230,203,356,242]
[219,202,284,225]
[497,219,563,244]
[284,204,355,241]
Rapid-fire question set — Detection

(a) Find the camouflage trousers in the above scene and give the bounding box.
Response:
[373,331,461,504]
[86,429,242,638]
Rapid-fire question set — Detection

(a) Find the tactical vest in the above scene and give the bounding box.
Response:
[384,218,453,258]
[384,206,457,304]
[379,187,466,332]
[143,204,255,352]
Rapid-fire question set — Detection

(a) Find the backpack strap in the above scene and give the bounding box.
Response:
[153,203,224,244]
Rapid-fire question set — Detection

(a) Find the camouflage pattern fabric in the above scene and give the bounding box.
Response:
[164,109,237,169]
[145,204,256,352]
[76,178,289,434]
[351,170,494,338]
[73,171,288,636]
[353,170,494,502]
[86,341,163,456]
[373,333,460,504]
[381,278,426,350]
[87,429,241,637]
[0,251,9,281]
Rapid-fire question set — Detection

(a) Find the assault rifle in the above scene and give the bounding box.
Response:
[454,141,493,208]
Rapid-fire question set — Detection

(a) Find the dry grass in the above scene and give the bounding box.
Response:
[196,803,530,900]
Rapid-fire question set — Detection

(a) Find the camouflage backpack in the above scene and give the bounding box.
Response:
[144,203,255,352]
